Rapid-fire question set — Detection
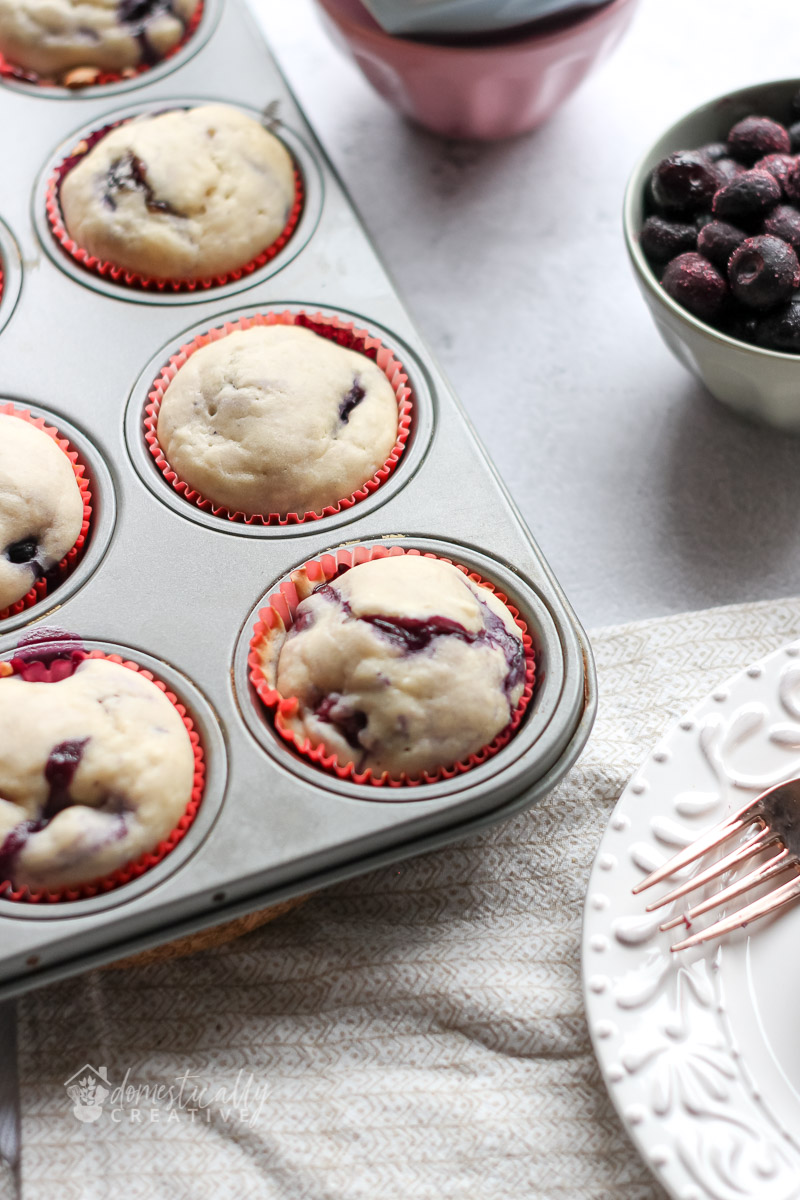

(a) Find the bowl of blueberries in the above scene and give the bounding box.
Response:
[624,79,800,430]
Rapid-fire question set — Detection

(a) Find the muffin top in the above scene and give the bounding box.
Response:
[0,658,195,892]
[0,0,198,80]
[156,324,399,517]
[268,555,526,778]
[0,414,84,613]
[59,104,296,281]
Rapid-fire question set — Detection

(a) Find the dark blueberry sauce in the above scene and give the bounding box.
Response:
[43,739,89,822]
[315,695,367,750]
[339,378,365,424]
[0,738,89,885]
[0,822,37,885]
[10,628,86,683]
[362,613,472,653]
[103,152,181,216]
[479,603,527,698]
[116,0,189,67]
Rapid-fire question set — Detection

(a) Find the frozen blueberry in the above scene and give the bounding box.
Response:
[713,169,781,222]
[784,159,800,203]
[754,153,798,191]
[763,204,800,250]
[724,310,759,344]
[650,151,719,214]
[727,116,791,163]
[713,157,745,185]
[640,216,697,262]
[789,121,800,154]
[728,235,800,309]
[661,253,728,322]
[697,220,746,270]
[698,141,729,163]
[755,299,800,351]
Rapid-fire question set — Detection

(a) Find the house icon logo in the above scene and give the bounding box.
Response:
[64,1065,110,1123]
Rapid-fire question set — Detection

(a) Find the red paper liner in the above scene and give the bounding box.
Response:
[144,310,414,525]
[0,2,204,89]
[45,113,304,294]
[248,545,537,788]
[0,649,205,904]
[0,404,93,623]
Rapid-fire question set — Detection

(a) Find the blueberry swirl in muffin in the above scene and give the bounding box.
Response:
[264,555,527,778]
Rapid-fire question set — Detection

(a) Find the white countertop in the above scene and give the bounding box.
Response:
[248,0,800,630]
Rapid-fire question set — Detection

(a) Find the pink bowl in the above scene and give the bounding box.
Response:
[313,0,639,140]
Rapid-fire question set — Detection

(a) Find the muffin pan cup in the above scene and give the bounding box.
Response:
[0,646,206,904]
[143,309,413,524]
[247,543,536,787]
[0,0,221,97]
[0,0,596,996]
[45,114,305,294]
[0,403,93,622]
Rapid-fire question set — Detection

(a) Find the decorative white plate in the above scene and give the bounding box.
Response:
[582,638,800,1200]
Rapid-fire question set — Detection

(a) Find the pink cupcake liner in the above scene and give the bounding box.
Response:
[45,114,304,293]
[144,309,413,524]
[0,2,204,88]
[248,544,537,788]
[0,649,205,904]
[0,404,93,623]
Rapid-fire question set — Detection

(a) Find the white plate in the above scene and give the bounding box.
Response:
[582,638,800,1200]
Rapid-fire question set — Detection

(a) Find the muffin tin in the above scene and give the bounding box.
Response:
[0,0,596,997]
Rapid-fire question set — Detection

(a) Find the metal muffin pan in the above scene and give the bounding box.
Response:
[0,0,597,997]
[0,217,21,337]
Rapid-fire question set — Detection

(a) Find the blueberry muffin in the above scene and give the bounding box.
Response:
[0,0,198,81]
[265,555,527,778]
[0,657,195,892]
[59,104,296,281]
[156,324,399,517]
[0,414,84,613]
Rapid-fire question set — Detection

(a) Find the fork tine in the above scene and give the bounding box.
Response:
[631,797,763,894]
[670,873,800,952]
[644,827,774,912]
[659,848,794,931]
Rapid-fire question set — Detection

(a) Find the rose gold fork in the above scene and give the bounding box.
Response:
[632,777,800,953]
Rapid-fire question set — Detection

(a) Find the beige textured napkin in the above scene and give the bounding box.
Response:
[15,595,800,1200]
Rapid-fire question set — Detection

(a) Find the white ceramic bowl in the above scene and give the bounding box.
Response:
[624,78,800,432]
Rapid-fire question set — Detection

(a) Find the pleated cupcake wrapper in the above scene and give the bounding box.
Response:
[46,116,304,294]
[0,2,204,89]
[144,310,413,525]
[0,404,93,623]
[248,545,536,789]
[0,649,206,904]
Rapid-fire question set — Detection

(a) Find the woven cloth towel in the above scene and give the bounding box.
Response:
[15,595,800,1200]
